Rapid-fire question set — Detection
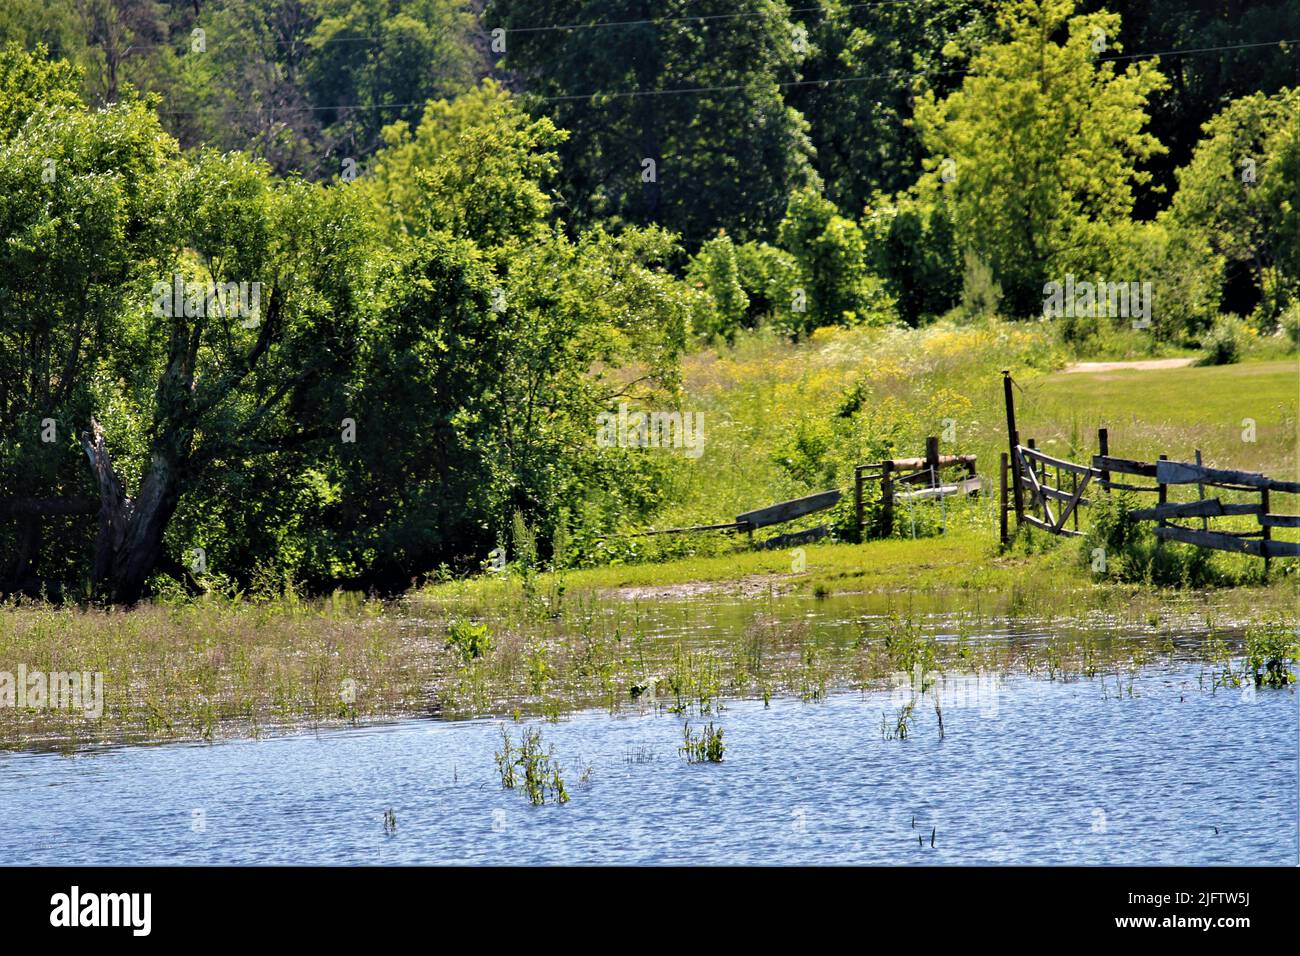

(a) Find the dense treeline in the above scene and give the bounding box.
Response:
[0,0,1297,601]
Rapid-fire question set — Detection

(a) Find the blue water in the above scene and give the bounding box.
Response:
[2,663,1295,865]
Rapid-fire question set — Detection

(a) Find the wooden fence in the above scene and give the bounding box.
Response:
[854,436,981,537]
[999,370,1300,567]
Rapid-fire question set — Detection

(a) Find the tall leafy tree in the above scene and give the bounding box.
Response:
[788,0,996,217]
[912,0,1167,315]
[486,0,817,248]
[1169,87,1300,319]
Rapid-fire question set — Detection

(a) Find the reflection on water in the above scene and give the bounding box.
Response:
[2,661,1294,865]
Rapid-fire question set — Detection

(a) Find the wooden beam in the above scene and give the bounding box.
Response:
[1092,455,1158,477]
[1096,479,1161,493]
[894,478,983,502]
[1155,458,1293,492]
[1054,470,1091,532]
[1265,538,1300,558]
[1128,498,1260,521]
[1018,446,1094,475]
[1023,514,1083,537]
[882,454,976,471]
[1018,453,1057,527]
[1034,484,1092,505]
[1154,525,1264,556]
[1260,513,1300,528]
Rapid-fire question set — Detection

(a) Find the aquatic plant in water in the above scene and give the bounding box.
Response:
[495,725,570,804]
[679,722,725,763]
[1243,620,1298,688]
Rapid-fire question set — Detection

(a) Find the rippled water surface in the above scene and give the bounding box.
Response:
[2,660,1295,865]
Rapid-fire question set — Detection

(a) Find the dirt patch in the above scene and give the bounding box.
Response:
[1063,358,1196,373]
[601,573,799,601]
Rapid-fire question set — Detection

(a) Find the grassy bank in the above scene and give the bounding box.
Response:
[2,531,1294,751]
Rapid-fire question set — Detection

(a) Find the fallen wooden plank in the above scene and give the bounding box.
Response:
[1017,446,1094,475]
[1260,513,1300,528]
[1154,525,1263,556]
[1128,498,1261,521]
[1093,455,1158,477]
[737,489,841,530]
[631,521,746,537]
[1156,459,1275,490]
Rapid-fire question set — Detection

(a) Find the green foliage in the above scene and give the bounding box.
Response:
[1243,619,1298,688]
[486,0,816,248]
[1081,492,1218,588]
[958,249,1001,321]
[687,234,749,343]
[734,240,801,328]
[446,619,493,663]
[1169,88,1300,321]
[368,80,567,249]
[1199,316,1253,366]
[1280,302,1300,350]
[788,0,994,216]
[679,721,725,763]
[302,0,478,161]
[778,188,894,335]
[862,193,962,326]
[913,0,1168,316]
[496,725,570,804]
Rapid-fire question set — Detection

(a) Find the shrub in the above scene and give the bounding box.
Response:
[1199,315,1253,365]
[958,248,1001,320]
[687,234,749,342]
[446,618,493,662]
[1279,301,1300,350]
[1081,492,1218,587]
[1244,619,1298,688]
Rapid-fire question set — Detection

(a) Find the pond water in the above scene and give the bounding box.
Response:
[2,658,1294,865]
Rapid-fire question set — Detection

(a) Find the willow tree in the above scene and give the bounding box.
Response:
[0,45,370,602]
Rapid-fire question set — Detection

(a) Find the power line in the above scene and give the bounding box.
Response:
[152,36,1298,117]
[502,0,928,34]
[112,0,931,52]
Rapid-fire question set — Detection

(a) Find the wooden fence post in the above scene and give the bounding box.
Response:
[1156,454,1168,551]
[1261,486,1271,574]
[1194,450,1208,531]
[1071,471,1079,532]
[854,466,864,542]
[1098,428,1109,492]
[1003,370,1024,524]
[881,462,894,538]
[925,436,940,487]
[999,452,1009,545]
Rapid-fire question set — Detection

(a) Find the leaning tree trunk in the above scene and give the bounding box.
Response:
[80,420,183,605]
